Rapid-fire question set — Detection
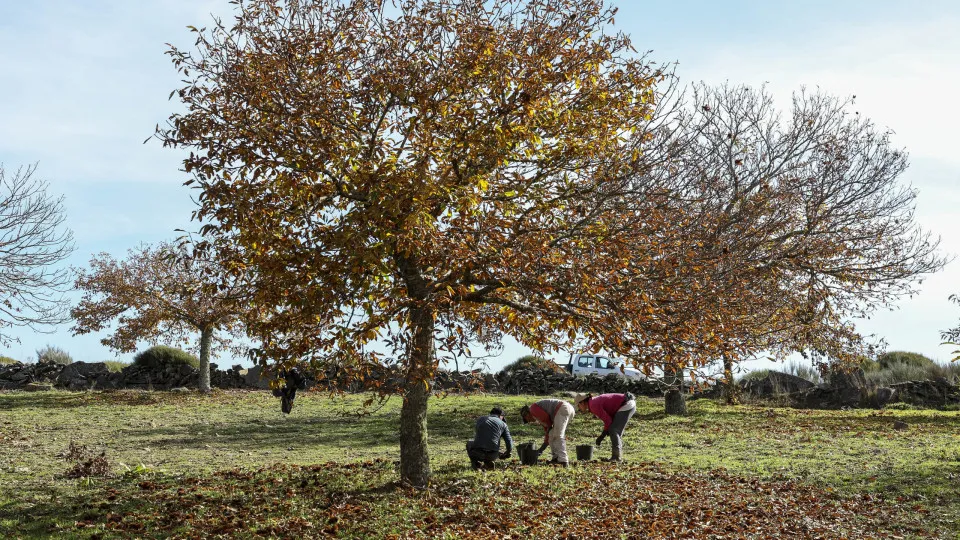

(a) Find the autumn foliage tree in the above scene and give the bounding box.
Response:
[639,84,946,407]
[71,242,249,392]
[0,164,75,344]
[159,0,730,485]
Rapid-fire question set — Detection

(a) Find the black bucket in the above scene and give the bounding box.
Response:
[466,439,474,452]
[517,442,538,465]
[576,444,594,461]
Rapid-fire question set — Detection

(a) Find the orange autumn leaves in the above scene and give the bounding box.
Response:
[160,0,944,482]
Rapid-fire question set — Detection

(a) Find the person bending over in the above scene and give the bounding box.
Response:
[520,398,575,466]
[575,392,636,462]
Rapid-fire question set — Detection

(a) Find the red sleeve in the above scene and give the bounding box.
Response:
[589,399,614,431]
[530,404,552,444]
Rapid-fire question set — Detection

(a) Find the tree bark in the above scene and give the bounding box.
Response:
[663,364,687,415]
[722,354,739,405]
[664,388,687,415]
[399,304,434,487]
[198,326,213,393]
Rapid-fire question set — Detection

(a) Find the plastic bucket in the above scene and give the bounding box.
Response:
[517,442,538,465]
[576,444,594,461]
[466,439,474,452]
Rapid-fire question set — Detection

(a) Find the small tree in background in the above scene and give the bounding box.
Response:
[941,295,960,362]
[0,164,75,344]
[71,241,249,392]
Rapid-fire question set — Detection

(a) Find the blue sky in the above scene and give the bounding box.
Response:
[1,1,958,374]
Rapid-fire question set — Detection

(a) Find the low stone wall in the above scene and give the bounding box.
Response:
[8,360,955,409]
[239,365,662,397]
[0,360,251,391]
[743,369,960,409]
[493,368,662,396]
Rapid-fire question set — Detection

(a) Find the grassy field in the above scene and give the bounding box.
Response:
[0,389,958,538]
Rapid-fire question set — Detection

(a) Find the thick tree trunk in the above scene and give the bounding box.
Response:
[722,354,739,405]
[664,388,687,415]
[399,304,434,487]
[198,326,213,393]
[663,364,687,415]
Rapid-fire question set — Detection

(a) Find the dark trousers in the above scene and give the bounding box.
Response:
[467,442,500,469]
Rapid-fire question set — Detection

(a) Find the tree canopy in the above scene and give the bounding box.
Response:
[71,241,249,392]
[643,84,947,375]
[161,0,945,483]
[162,0,697,484]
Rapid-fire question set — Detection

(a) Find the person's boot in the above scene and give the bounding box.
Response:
[605,446,622,462]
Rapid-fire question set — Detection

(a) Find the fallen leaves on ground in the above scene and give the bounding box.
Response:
[84,459,934,539]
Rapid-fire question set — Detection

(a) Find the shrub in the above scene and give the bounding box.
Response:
[877,351,936,370]
[36,345,73,365]
[860,358,881,372]
[0,355,18,365]
[934,361,960,382]
[133,346,199,370]
[738,369,770,383]
[61,441,111,479]
[499,355,564,376]
[865,362,930,386]
[103,360,130,373]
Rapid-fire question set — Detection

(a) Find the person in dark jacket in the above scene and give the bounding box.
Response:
[467,407,513,470]
[272,366,308,414]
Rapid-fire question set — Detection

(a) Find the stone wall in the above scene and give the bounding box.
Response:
[0,360,251,391]
[493,368,662,396]
[7,359,956,409]
[742,369,960,409]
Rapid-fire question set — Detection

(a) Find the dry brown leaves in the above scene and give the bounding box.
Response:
[89,460,935,539]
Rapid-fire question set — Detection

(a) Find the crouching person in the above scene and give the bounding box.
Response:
[520,399,575,466]
[575,392,636,462]
[467,407,513,470]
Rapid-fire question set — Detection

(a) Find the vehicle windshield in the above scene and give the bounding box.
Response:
[595,357,614,369]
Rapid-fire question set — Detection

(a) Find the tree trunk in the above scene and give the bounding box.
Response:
[399,304,434,487]
[198,326,213,393]
[722,354,739,405]
[663,364,687,415]
[664,388,687,415]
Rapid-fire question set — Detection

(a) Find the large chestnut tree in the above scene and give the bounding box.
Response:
[160,0,724,485]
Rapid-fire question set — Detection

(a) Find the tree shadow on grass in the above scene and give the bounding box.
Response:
[0,391,98,411]
[663,402,960,431]
[0,390,198,411]
[119,414,403,453]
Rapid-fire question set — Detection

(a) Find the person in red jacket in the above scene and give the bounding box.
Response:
[519,398,575,466]
[574,392,636,461]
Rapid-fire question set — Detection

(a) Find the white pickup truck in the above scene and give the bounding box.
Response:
[560,353,645,380]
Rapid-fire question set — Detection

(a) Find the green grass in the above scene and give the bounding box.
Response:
[0,390,956,538]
